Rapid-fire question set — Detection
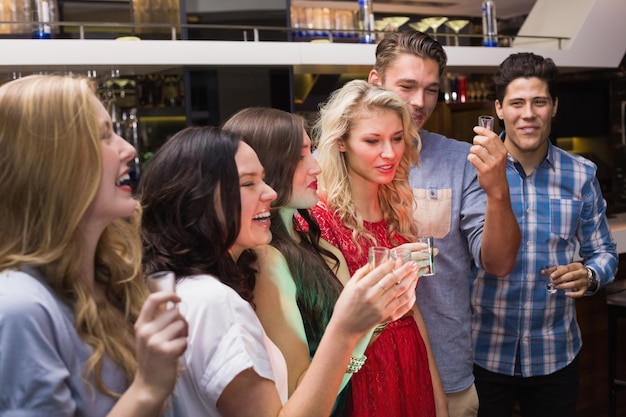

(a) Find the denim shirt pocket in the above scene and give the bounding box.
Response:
[549,198,583,240]
[413,188,452,239]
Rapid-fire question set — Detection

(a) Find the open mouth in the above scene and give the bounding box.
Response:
[116,173,131,187]
[252,211,271,222]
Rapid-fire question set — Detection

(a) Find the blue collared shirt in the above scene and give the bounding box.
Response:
[471,141,618,377]
[409,129,485,393]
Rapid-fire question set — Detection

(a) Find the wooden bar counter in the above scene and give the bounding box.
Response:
[569,212,626,416]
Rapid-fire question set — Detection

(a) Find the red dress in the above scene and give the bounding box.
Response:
[310,201,436,417]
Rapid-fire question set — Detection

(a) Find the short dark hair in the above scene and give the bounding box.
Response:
[374,30,448,79]
[493,52,559,103]
[140,126,254,302]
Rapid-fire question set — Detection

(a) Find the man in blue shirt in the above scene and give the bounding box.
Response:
[470,52,618,417]
[368,30,521,417]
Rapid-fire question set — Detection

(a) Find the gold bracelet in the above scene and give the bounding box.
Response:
[346,355,367,374]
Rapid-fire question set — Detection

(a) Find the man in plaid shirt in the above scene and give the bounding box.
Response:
[470,52,618,417]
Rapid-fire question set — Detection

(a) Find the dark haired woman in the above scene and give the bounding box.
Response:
[140,125,420,417]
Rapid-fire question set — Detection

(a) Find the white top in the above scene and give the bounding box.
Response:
[175,274,288,416]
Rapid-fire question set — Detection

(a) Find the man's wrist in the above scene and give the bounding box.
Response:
[584,267,598,295]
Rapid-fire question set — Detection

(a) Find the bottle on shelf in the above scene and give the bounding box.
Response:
[450,75,458,103]
[457,75,468,103]
[31,0,52,39]
[481,0,498,47]
[442,72,452,103]
[357,0,375,44]
[162,74,181,107]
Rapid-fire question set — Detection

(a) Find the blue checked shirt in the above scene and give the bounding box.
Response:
[470,141,618,377]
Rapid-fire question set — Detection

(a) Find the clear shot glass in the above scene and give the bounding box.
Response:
[478,115,495,130]
[417,237,435,276]
[541,265,558,294]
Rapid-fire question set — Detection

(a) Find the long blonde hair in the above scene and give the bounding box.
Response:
[0,74,146,397]
[314,79,420,247]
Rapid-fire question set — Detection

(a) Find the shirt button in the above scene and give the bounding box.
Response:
[526,207,531,213]
[524,303,531,309]
[526,274,533,280]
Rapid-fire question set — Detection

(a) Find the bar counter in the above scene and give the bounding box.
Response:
[573,212,626,416]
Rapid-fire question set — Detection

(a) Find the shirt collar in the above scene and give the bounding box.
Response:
[544,141,556,169]
[500,130,556,171]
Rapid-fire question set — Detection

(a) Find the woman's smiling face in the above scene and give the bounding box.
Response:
[230,141,277,259]
[81,96,137,231]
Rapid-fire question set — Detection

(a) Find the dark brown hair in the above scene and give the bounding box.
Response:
[374,29,448,80]
[493,52,559,103]
[140,126,255,302]
[223,107,343,354]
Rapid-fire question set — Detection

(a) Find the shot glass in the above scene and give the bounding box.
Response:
[541,265,558,294]
[146,270,176,293]
[417,237,435,276]
[146,270,176,310]
[478,115,495,130]
[146,270,185,375]
[368,246,390,267]
[390,247,412,267]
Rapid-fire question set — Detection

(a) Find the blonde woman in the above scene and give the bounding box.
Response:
[311,79,448,416]
[0,75,187,416]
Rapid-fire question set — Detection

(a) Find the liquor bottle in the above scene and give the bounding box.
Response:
[481,0,497,47]
[357,0,375,44]
[442,72,452,103]
[163,74,181,107]
[31,0,52,39]
[450,76,458,103]
[457,75,468,103]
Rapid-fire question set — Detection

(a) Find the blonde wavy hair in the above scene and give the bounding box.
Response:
[0,74,146,397]
[314,79,421,248]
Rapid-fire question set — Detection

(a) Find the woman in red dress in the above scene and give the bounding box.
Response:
[310,80,448,417]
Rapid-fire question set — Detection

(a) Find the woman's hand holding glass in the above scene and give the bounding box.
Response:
[394,242,439,277]
[330,259,419,337]
[132,290,188,402]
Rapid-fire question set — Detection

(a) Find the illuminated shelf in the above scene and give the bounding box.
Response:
[0,35,623,77]
[0,0,623,76]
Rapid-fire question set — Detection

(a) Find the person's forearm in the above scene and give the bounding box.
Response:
[279,320,361,417]
[107,381,168,417]
[295,326,375,395]
[481,194,520,276]
[338,327,375,392]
